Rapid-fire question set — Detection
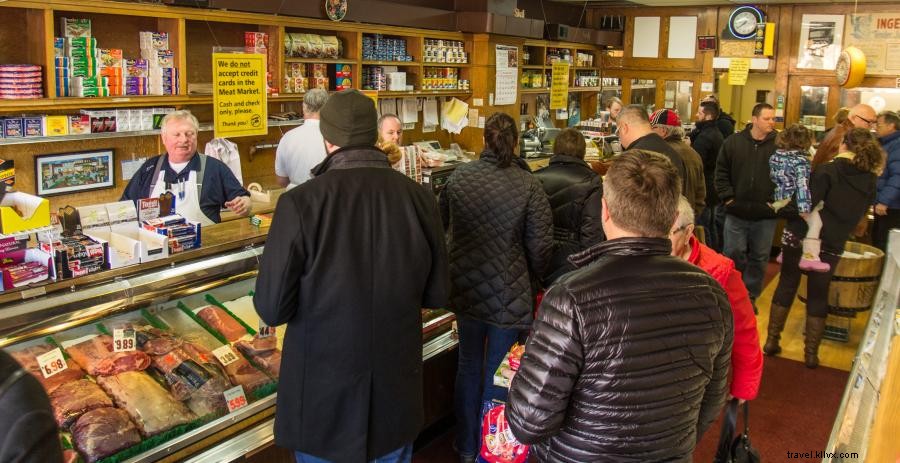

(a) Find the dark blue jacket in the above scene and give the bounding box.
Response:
[877,131,900,209]
[120,153,249,223]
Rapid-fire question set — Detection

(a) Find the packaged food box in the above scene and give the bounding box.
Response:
[0,192,51,235]
[59,18,91,38]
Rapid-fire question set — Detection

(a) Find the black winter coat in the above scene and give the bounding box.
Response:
[533,155,604,285]
[625,132,686,182]
[506,238,733,463]
[254,146,449,463]
[690,119,725,206]
[715,126,783,220]
[0,350,63,463]
[785,156,877,254]
[439,151,553,329]
[717,113,736,140]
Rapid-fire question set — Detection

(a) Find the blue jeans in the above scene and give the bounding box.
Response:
[723,214,777,300]
[454,316,522,457]
[295,444,412,463]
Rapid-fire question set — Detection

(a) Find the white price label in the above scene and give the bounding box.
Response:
[224,385,248,413]
[213,345,239,366]
[113,328,136,352]
[36,348,68,379]
[258,323,275,339]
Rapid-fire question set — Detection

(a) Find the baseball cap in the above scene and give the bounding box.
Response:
[649,108,681,127]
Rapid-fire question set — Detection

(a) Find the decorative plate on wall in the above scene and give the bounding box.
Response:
[326,0,347,22]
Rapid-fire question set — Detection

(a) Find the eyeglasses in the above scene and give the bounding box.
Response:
[853,114,876,127]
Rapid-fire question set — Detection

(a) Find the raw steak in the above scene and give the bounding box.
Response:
[135,327,183,356]
[49,379,114,429]
[183,342,271,393]
[195,305,247,342]
[66,335,151,376]
[10,344,86,394]
[235,337,282,378]
[71,407,141,463]
[97,371,196,436]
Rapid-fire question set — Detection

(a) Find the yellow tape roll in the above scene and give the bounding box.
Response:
[836,47,866,88]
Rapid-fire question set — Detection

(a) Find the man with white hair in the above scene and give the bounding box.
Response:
[650,108,705,216]
[275,88,329,188]
[121,109,251,224]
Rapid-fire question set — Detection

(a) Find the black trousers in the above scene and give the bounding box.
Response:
[772,242,842,318]
[872,208,900,252]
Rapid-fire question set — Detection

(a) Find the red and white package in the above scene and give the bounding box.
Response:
[478,401,528,463]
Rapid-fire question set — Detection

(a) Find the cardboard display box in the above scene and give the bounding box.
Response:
[0,192,51,235]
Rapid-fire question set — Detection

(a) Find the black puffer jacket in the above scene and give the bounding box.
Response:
[507,238,733,462]
[533,155,604,285]
[439,150,553,328]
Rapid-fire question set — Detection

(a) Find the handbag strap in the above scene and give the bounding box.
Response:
[741,401,751,436]
[713,398,740,462]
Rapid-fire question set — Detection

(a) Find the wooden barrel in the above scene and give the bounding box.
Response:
[798,241,884,316]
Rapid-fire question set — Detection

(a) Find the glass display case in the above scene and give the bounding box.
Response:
[840,87,900,115]
[630,79,656,114]
[0,243,457,463]
[800,85,829,135]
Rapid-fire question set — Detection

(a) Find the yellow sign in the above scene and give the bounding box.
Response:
[213,53,268,138]
[728,58,750,86]
[550,62,570,110]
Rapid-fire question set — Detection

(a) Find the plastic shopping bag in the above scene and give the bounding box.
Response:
[477,400,529,463]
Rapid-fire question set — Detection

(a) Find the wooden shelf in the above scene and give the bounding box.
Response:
[362,60,421,66]
[284,58,355,64]
[367,90,472,98]
[0,95,215,112]
[421,62,469,67]
[570,87,603,92]
[520,88,550,94]
[522,65,547,70]
[574,66,599,70]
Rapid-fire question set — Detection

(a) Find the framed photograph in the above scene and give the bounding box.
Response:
[35,149,115,196]
[797,14,845,70]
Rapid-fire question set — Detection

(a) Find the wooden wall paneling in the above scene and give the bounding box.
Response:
[24,9,55,99]
[185,20,256,88]
[259,25,282,93]
[774,6,793,129]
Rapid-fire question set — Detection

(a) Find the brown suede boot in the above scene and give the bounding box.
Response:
[763,303,791,356]
[804,316,827,369]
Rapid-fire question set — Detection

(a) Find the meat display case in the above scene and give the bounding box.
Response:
[0,239,458,463]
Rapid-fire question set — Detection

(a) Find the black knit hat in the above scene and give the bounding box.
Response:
[319,89,378,147]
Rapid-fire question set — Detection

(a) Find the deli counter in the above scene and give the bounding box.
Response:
[0,220,458,463]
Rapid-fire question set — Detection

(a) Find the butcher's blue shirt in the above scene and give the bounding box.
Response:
[121,153,249,223]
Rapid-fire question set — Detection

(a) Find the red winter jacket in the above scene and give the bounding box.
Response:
[688,236,763,400]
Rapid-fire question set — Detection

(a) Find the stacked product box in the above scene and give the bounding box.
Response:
[423,39,467,64]
[362,34,413,62]
[140,32,179,96]
[283,63,307,94]
[125,58,149,96]
[329,64,352,91]
[362,66,387,91]
[57,18,108,97]
[0,237,52,291]
[0,64,44,100]
[245,32,277,94]
[1,116,44,138]
[99,48,125,96]
[39,233,109,279]
[142,215,201,254]
[308,64,329,91]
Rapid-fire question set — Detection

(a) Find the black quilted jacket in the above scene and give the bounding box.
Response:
[533,155,604,285]
[507,238,733,462]
[439,150,553,328]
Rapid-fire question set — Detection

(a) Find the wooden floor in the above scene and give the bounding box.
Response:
[755,272,868,372]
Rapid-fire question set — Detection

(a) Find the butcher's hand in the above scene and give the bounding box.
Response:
[226,196,252,216]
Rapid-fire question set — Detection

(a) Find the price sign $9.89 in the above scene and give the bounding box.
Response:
[113,328,136,352]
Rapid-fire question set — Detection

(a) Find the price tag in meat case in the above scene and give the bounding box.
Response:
[258,322,275,339]
[224,385,248,413]
[212,345,239,366]
[36,348,68,378]
[113,328,136,352]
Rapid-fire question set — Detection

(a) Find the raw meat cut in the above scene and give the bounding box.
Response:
[97,371,196,436]
[235,336,282,378]
[49,379,114,429]
[71,407,141,463]
[10,344,86,394]
[66,335,151,376]
[195,305,247,342]
[183,342,271,393]
[135,326,231,416]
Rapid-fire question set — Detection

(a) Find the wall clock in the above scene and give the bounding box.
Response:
[727,6,764,40]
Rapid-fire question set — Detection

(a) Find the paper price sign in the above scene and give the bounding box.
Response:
[224,385,249,413]
[37,348,68,379]
[113,328,136,352]
[213,345,239,366]
[212,52,268,138]
[258,322,275,339]
[549,62,570,110]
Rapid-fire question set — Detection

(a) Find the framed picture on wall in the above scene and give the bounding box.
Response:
[35,149,115,196]
[797,14,845,70]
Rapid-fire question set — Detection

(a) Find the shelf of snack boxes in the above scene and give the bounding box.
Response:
[0,95,210,112]
[0,225,58,243]
[373,89,473,98]
[0,119,303,146]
